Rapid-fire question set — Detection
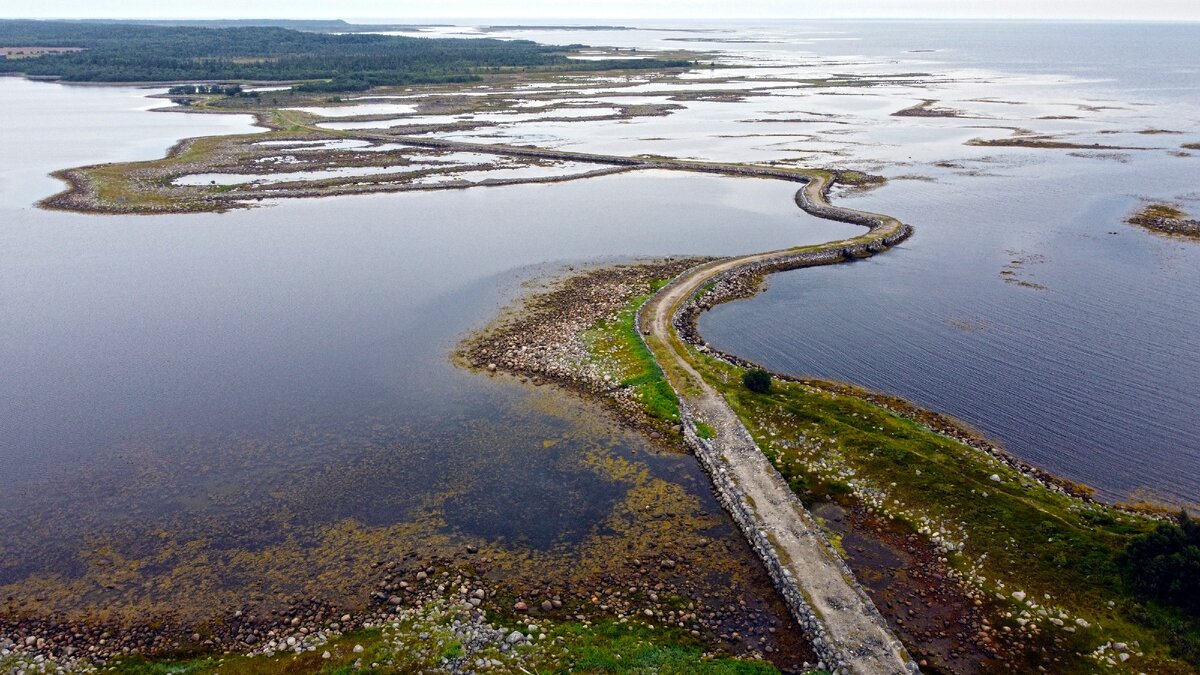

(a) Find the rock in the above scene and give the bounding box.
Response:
[466,545,478,554]
[322,651,331,659]
[514,601,529,612]
[389,595,402,605]
[989,474,1002,482]
[506,630,525,645]
[541,600,554,612]
[472,589,486,599]
[24,636,37,647]
[487,363,497,372]
[353,644,364,653]
[660,559,676,569]
[1012,591,1026,602]
[341,614,352,623]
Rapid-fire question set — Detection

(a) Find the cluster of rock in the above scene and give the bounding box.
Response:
[459,258,707,432]
[1,635,98,674]
[890,99,970,118]
[1127,204,1200,239]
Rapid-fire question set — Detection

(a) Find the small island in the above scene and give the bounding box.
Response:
[1128,203,1200,239]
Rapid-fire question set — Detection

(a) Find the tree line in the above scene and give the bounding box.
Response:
[0,20,692,90]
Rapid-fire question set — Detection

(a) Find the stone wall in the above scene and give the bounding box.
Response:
[634,175,919,674]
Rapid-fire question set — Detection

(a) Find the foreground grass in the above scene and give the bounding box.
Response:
[688,351,1199,673]
[103,619,781,675]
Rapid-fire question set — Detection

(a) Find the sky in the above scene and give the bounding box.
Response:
[5,1,1199,22]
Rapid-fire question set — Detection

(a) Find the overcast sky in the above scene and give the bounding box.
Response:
[6,0,1198,22]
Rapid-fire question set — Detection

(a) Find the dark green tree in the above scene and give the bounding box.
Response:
[1122,510,1200,615]
[742,368,772,394]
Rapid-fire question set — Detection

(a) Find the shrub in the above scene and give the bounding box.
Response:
[1122,510,1200,615]
[742,369,771,394]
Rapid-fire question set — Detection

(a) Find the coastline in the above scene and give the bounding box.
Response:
[8,70,1199,672]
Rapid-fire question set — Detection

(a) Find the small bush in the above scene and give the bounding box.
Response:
[1122,510,1200,615]
[742,369,771,394]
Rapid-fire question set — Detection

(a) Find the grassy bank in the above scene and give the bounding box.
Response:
[582,280,681,425]
[680,346,1199,673]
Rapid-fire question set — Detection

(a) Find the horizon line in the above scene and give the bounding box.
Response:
[5,16,1200,23]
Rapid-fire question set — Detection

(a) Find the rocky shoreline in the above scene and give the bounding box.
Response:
[1127,203,1200,239]
[458,258,710,439]
[2,546,816,672]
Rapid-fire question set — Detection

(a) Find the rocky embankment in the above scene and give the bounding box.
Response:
[458,258,709,434]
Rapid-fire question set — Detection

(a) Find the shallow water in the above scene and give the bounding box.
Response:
[0,77,851,623]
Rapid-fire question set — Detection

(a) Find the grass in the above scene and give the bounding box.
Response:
[1132,203,1187,221]
[688,351,1199,673]
[583,281,680,424]
[553,622,778,674]
[99,617,785,675]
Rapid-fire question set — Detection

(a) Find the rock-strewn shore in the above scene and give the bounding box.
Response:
[1,549,814,672]
[457,258,710,436]
[1127,203,1200,239]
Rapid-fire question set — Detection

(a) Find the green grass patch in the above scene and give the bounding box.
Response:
[583,284,680,424]
[551,621,777,674]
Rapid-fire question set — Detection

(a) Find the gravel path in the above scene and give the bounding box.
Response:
[640,172,919,675]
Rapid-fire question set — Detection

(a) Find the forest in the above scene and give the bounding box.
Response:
[0,20,691,89]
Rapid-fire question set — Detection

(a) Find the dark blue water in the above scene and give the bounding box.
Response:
[822,20,1200,100]
[0,78,852,613]
[703,152,1200,505]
